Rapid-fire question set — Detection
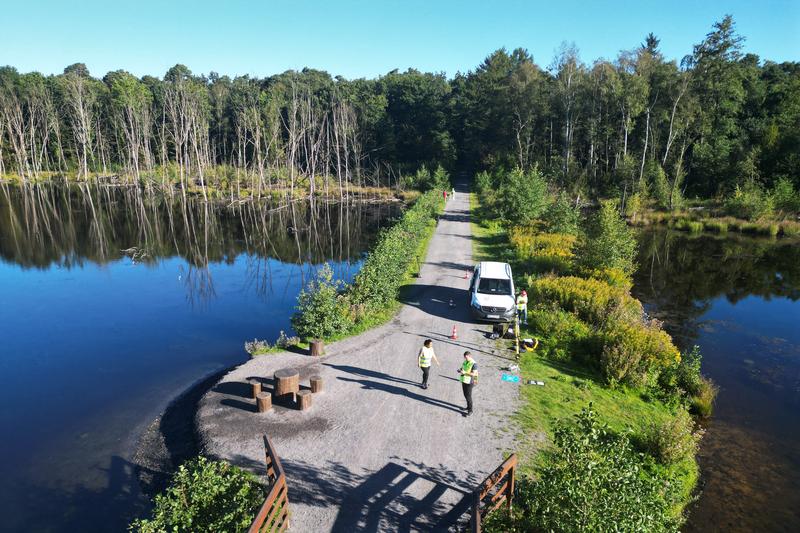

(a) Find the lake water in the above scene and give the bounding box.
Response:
[633,229,800,532]
[0,184,399,532]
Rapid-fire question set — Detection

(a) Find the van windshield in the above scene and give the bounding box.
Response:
[477,278,511,295]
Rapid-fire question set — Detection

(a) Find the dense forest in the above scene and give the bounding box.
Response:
[0,16,797,199]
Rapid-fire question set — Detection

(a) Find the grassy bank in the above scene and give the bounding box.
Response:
[631,208,800,238]
[471,191,703,530]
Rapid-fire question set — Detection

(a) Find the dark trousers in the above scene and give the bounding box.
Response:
[517,308,527,325]
[421,366,430,386]
[462,382,474,412]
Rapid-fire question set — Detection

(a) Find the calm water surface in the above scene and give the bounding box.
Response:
[633,229,800,532]
[0,184,399,532]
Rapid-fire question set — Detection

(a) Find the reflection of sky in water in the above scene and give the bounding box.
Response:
[0,253,364,531]
[0,185,396,532]
[633,229,800,533]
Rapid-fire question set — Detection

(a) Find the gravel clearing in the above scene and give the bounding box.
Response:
[195,184,521,532]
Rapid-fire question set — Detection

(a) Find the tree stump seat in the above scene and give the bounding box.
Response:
[296,390,312,410]
[256,392,272,413]
[274,368,299,399]
[310,375,323,393]
[310,340,325,356]
[251,381,262,399]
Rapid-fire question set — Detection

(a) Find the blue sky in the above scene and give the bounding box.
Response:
[3,0,798,79]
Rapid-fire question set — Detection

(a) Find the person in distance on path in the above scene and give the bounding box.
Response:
[458,351,478,416]
[417,339,440,389]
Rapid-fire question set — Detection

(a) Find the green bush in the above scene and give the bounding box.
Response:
[725,182,775,221]
[772,177,800,215]
[529,275,642,327]
[485,406,680,533]
[527,306,599,362]
[576,200,638,275]
[403,164,451,192]
[244,339,271,356]
[638,409,703,466]
[690,377,718,417]
[649,162,671,210]
[130,457,265,533]
[543,191,581,235]
[349,190,441,309]
[600,318,681,386]
[495,166,550,227]
[291,263,352,340]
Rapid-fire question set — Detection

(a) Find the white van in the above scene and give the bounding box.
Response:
[468,261,516,322]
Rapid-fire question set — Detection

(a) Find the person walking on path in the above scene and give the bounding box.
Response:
[418,339,440,389]
[516,289,528,325]
[458,351,478,416]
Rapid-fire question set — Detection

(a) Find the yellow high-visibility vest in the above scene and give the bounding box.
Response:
[460,360,476,384]
[516,294,528,310]
[419,346,434,367]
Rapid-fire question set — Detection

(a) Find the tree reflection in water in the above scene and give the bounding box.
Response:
[0,183,400,307]
[633,228,800,348]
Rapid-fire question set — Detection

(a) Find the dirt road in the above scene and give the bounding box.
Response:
[196,182,520,531]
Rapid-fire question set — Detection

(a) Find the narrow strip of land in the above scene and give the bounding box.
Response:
[196,183,519,532]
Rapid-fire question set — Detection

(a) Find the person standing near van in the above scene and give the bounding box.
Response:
[516,289,528,325]
[418,339,440,389]
[458,351,478,416]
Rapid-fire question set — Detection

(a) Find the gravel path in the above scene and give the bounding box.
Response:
[196,183,520,532]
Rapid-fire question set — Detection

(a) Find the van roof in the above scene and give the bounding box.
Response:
[479,261,512,279]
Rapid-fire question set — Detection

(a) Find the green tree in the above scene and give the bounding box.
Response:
[577,200,638,275]
[496,167,550,226]
[130,457,265,533]
[291,263,351,340]
[487,406,679,532]
[543,191,580,234]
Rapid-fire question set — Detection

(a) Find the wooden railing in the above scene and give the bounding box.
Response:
[248,435,290,533]
[470,453,517,533]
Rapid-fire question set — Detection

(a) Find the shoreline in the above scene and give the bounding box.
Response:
[131,367,234,500]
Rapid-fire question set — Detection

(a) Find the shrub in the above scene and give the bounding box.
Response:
[674,218,703,233]
[349,190,441,309]
[771,177,800,215]
[725,182,775,221]
[510,229,576,273]
[274,330,300,349]
[649,162,671,210]
[495,166,550,226]
[690,377,718,417]
[529,275,642,327]
[543,191,581,235]
[576,200,638,276]
[638,409,703,466]
[130,457,265,533]
[528,306,599,363]
[485,406,680,533]
[588,267,633,290]
[402,164,450,192]
[601,318,681,386]
[244,339,271,356]
[781,221,800,237]
[703,220,728,233]
[291,263,352,340]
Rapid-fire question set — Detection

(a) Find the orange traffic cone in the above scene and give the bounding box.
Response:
[451,324,458,340]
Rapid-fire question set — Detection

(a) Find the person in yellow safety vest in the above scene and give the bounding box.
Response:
[458,351,478,416]
[418,339,441,389]
[516,289,528,325]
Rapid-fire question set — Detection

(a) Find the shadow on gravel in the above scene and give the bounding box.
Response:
[398,284,472,321]
[273,456,473,532]
[337,377,464,414]
[323,363,420,386]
